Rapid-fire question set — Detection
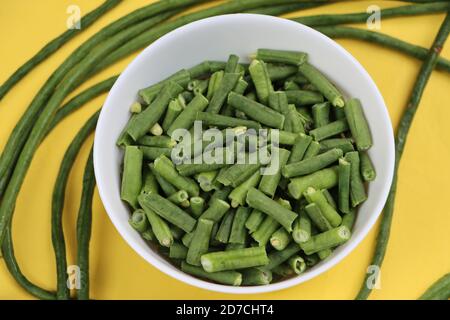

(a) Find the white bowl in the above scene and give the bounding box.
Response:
[94,14,395,294]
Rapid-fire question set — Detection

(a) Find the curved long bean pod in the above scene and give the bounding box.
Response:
[76,147,96,300]
[0,12,177,246]
[0,0,121,101]
[51,111,99,300]
[355,12,450,300]
[419,273,450,300]
[0,0,197,199]
[292,2,450,27]
[315,26,450,73]
[1,221,56,300]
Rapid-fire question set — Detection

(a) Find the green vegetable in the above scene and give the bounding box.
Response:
[282,148,343,178]
[312,102,331,127]
[201,247,269,272]
[288,166,339,199]
[249,59,273,104]
[129,210,148,233]
[144,207,173,248]
[181,262,242,286]
[206,73,240,114]
[265,243,301,270]
[241,268,272,285]
[338,158,351,214]
[167,190,190,207]
[189,196,205,218]
[229,170,261,207]
[215,210,235,244]
[303,140,321,159]
[196,111,261,130]
[270,227,292,251]
[256,48,307,66]
[419,273,450,300]
[304,187,342,227]
[345,151,367,207]
[305,203,332,232]
[229,207,251,244]
[344,98,372,151]
[259,148,290,197]
[246,188,297,232]
[288,255,306,274]
[120,146,143,208]
[292,212,312,244]
[289,134,312,163]
[199,198,230,223]
[360,152,376,181]
[309,119,349,141]
[169,242,188,260]
[300,226,351,255]
[187,219,214,266]
[285,90,324,106]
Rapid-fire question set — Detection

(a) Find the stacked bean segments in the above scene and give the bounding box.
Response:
[118,49,375,286]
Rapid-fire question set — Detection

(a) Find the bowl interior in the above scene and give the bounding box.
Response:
[94,14,394,294]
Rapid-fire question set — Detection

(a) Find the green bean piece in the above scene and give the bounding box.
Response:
[177,162,229,177]
[246,188,297,232]
[312,102,331,127]
[181,262,242,286]
[143,206,173,248]
[138,193,195,233]
[338,158,351,214]
[206,70,224,100]
[276,130,298,145]
[186,219,214,266]
[227,92,285,129]
[268,91,289,113]
[241,268,273,286]
[128,81,184,140]
[221,77,250,116]
[282,148,343,178]
[297,107,314,129]
[270,227,292,251]
[154,155,199,197]
[320,138,354,154]
[322,189,337,210]
[200,198,230,223]
[272,264,295,278]
[360,152,376,181]
[251,215,279,247]
[341,209,357,232]
[215,210,235,244]
[149,164,177,197]
[167,190,189,207]
[196,111,261,130]
[288,255,306,274]
[137,135,176,148]
[169,242,188,260]
[286,90,324,107]
[188,61,213,79]
[209,186,232,205]
[193,79,209,96]
[304,187,342,227]
[229,170,261,207]
[300,226,351,255]
[209,222,221,247]
[181,232,194,248]
[256,48,307,66]
[259,148,290,198]
[216,162,261,188]
[344,151,367,207]
[129,209,148,233]
[201,247,269,272]
[344,98,372,151]
[305,203,332,232]
[229,207,251,244]
[225,54,240,73]
[245,209,264,233]
[130,102,142,114]
[206,73,240,114]
[298,62,344,107]
[141,228,155,242]
[196,171,218,192]
[318,249,333,260]
[120,146,143,209]
[140,146,172,160]
[188,196,204,218]
[249,59,273,105]
[284,104,305,134]
[266,63,298,81]
[303,140,321,159]
[309,119,349,141]
[289,133,312,164]
[265,243,301,271]
[284,80,301,91]
[292,213,312,244]
[162,99,184,132]
[167,93,209,136]
[139,69,190,104]
[288,166,339,199]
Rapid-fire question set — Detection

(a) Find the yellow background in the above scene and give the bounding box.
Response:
[0,0,449,300]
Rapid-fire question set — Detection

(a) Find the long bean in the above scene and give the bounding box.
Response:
[292,2,450,27]
[356,12,450,300]
[0,0,121,101]
[0,12,179,246]
[51,111,99,300]
[419,273,450,300]
[316,26,450,73]
[76,147,95,300]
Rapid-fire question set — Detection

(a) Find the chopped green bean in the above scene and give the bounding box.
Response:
[181,262,242,286]
[167,190,189,207]
[140,146,172,160]
[229,207,251,244]
[137,135,176,148]
[249,59,273,105]
[338,158,351,214]
[303,140,321,159]
[215,210,235,244]
[289,133,312,164]
[169,242,188,259]
[312,102,331,127]
[167,93,209,136]
[245,209,264,233]
[309,119,349,141]
[270,227,291,251]
[120,146,143,209]
[200,198,230,223]
[162,99,184,132]
[288,166,339,199]
[196,111,261,130]
[282,148,343,178]
[187,218,214,266]
[201,247,269,272]
[300,226,351,255]
[286,90,324,106]
[259,148,290,198]
[265,243,301,270]
[256,48,307,66]
[345,151,367,207]
[143,206,173,248]
[129,209,148,233]
[149,163,177,197]
[229,170,261,207]
[292,212,312,244]
[241,268,272,285]
[360,152,376,181]
[206,73,240,114]
[304,187,342,227]
[344,98,372,151]
[288,255,306,274]
[305,203,332,232]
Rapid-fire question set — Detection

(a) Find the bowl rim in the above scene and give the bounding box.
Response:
[94,13,395,294]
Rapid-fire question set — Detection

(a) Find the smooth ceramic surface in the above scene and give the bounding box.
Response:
[94,14,395,294]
